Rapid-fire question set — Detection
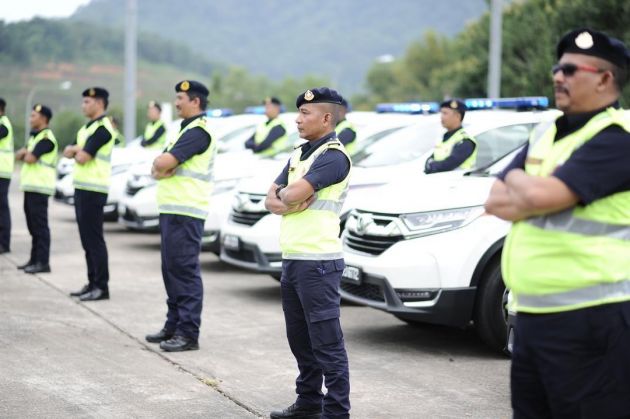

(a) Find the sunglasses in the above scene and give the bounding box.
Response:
[551,63,607,77]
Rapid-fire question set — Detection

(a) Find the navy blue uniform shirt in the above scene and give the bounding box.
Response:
[29,129,55,157]
[498,103,630,205]
[275,131,351,191]
[168,113,211,163]
[425,127,476,173]
[0,123,8,139]
[141,122,166,147]
[78,115,113,157]
[336,120,356,146]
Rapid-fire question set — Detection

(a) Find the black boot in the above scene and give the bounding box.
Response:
[270,403,322,419]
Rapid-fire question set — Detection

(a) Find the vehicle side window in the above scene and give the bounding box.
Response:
[474,123,534,168]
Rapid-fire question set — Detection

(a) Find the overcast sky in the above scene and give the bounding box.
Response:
[1,0,91,22]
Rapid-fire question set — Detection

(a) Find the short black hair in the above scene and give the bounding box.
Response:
[610,63,628,92]
[187,91,208,111]
[149,101,162,112]
[0,98,5,112]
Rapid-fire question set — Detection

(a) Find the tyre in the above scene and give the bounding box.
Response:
[474,259,509,353]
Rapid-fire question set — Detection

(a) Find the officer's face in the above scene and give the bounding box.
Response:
[553,53,612,114]
[265,102,280,119]
[440,108,461,130]
[29,111,46,130]
[175,92,197,118]
[81,97,101,118]
[147,106,160,121]
[296,104,332,140]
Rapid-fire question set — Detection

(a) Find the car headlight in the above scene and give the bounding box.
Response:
[399,206,485,237]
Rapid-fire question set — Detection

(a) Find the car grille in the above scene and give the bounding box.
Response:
[230,209,269,226]
[344,231,403,256]
[126,185,143,196]
[229,193,269,226]
[340,281,385,302]
[224,247,256,263]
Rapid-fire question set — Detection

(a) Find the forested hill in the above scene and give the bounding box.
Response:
[72,0,487,92]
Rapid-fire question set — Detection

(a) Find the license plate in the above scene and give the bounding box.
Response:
[342,265,362,284]
[222,234,240,251]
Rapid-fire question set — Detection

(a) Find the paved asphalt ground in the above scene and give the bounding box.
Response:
[0,181,511,418]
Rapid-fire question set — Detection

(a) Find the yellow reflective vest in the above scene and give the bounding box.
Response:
[503,107,630,314]
[73,116,116,194]
[143,120,167,150]
[280,138,351,260]
[432,128,477,170]
[335,119,357,156]
[157,115,215,219]
[20,128,58,195]
[0,115,15,179]
[253,117,288,157]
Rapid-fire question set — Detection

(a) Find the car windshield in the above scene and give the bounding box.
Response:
[352,120,443,168]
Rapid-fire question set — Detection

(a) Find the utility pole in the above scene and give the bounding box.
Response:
[487,0,503,98]
[124,0,138,143]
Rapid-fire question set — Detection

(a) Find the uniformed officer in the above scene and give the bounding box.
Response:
[109,116,125,147]
[424,99,477,173]
[141,101,167,150]
[265,88,351,419]
[0,97,14,254]
[146,80,215,352]
[244,96,288,156]
[485,28,630,417]
[335,98,357,155]
[64,87,116,301]
[15,104,57,273]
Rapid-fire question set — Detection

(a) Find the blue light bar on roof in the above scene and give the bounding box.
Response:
[206,108,234,117]
[464,97,549,110]
[375,102,440,114]
[244,106,265,114]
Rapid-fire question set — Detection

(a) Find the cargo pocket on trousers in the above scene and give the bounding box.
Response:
[309,307,343,347]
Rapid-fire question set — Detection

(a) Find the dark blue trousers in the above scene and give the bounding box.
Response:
[0,178,11,251]
[159,214,204,340]
[512,301,630,419]
[281,259,350,419]
[24,192,50,265]
[74,189,109,291]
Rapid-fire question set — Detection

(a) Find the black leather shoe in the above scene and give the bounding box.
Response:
[79,288,109,301]
[70,284,91,297]
[24,263,51,274]
[17,261,34,270]
[159,335,199,352]
[146,328,175,343]
[270,403,322,419]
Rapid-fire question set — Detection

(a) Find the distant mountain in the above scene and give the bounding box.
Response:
[72,0,487,93]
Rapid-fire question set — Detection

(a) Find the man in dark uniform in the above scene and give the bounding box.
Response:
[485,28,630,418]
[245,96,288,156]
[0,97,14,254]
[335,98,357,155]
[141,101,167,150]
[64,87,116,301]
[265,88,351,419]
[425,99,477,173]
[147,80,215,352]
[15,104,57,273]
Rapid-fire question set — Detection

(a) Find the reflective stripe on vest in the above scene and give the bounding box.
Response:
[432,128,478,169]
[73,116,116,193]
[0,115,15,179]
[503,107,630,313]
[157,115,215,219]
[20,128,58,195]
[143,120,167,150]
[280,138,351,260]
[335,119,357,155]
[254,117,288,157]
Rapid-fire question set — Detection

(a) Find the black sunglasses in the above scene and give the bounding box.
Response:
[551,63,607,77]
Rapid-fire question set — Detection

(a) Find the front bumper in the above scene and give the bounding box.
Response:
[220,237,282,274]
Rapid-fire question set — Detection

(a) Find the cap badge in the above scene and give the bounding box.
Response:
[35,104,42,112]
[181,81,190,91]
[89,88,96,96]
[304,90,314,101]
[450,100,458,109]
[575,32,594,49]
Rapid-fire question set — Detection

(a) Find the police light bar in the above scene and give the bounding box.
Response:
[244,106,266,114]
[464,97,549,111]
[375,102,440,114]
[206,108,234,117]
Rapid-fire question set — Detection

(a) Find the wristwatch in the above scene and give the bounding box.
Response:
[275,184,286,199]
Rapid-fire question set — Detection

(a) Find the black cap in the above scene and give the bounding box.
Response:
[340,97,350,109]
[33,104,53,121]
[263,96,282,106]
[440,99,466,115]
[175,80,209,97]
[296,87,343,109]
[82,87,109,100]
[557,28,630,68]
[0,98,5,111]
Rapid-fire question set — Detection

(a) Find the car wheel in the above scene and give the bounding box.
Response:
[474,259,508,353]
